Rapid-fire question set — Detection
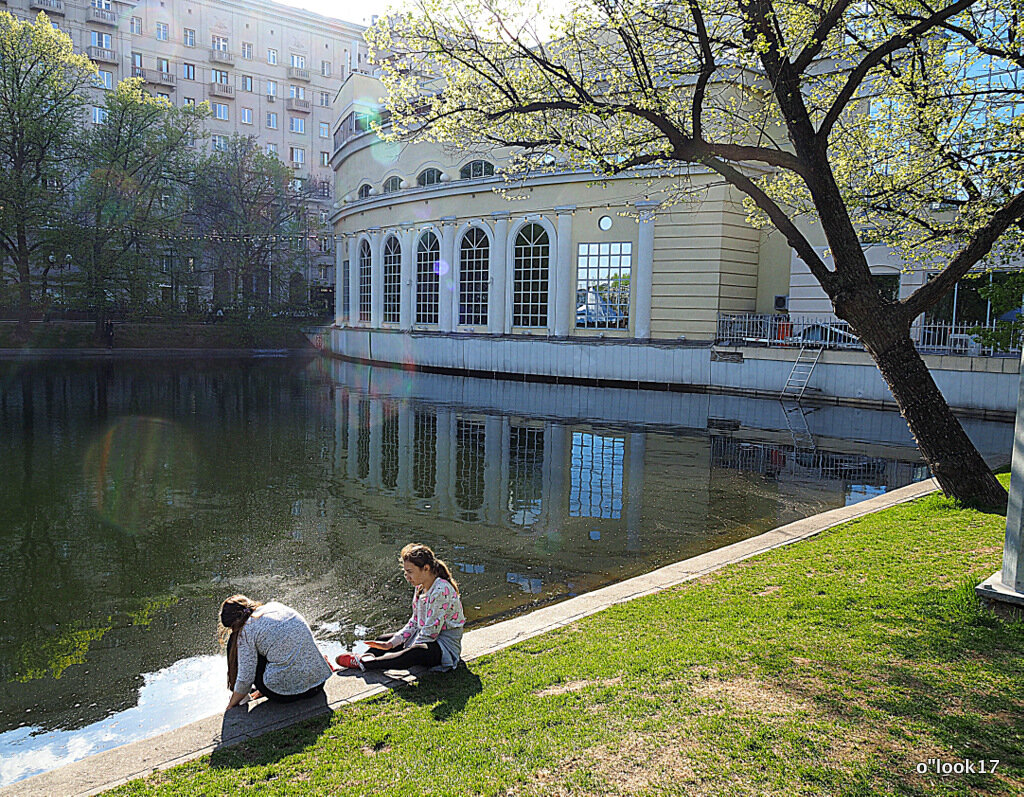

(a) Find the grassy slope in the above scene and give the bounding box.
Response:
[112,485,1024,796]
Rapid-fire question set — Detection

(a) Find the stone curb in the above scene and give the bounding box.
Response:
[4,477,940,797]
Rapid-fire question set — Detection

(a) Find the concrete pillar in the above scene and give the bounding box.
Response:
[490,213,509,334]
[1001,347,1024,593]
[435,408,454,515]
[348,236,360,325]
[626,432,646,551]
[399,225,415,330]
[334,236,345,326]
[397,399,412,498]
[368,397,382,489]
[346,393,360,481]
[634,201,658,339]
[545,423,569,533]
[553,207,575,336]
[439,217,456,332]
[369,228,383,329]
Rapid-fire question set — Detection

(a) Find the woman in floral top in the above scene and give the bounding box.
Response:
[336,543,465,672]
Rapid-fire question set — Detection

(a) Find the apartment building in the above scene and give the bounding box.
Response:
[5,0,368,309]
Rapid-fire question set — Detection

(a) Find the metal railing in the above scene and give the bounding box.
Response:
[716,312,1019,357]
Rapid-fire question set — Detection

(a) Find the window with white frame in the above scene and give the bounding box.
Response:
[289,116,304,133]
[266,79,277,96]
[576,242,631,329]
[383,236,401,323]
[358,240,371,322]
[319,121,329,138]
[212,134,228,151]
[241,107,253,124]
[212,35,228,52]
[417,167,442,186]
[357,183,371,199]
[241,42,253,59]
[211,68,228,84]
[416,232,440,324]
[290,146,304,164]
[96,70,113,89]
[183,27,195,47]
[569,432,624,519]
[320,151,329,166]
[266,142,278,155]
[383,176,400,193]
[460,160,494,179]
[155,22,168,41]
[319,91,330,107]
[513,224,549,327]
[321,60,331,76]
[91,31,111,48]
[156,56,169,73]
[130,16,142,34]
[213,102,229,120]
[241,74,252,92]
[459,227,489,326]
[266,112,277,129]
[290,53,305,68]
[93,106,108,124]
[182,62,195,80]
[289,85,306,99]
[267,48,277,64]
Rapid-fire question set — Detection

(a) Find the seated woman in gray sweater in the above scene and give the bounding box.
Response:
[335,543,466,672]
[220,595,333,710]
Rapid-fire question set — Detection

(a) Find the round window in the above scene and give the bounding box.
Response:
[598,215,613,231]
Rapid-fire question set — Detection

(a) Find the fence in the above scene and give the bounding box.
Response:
[715,313,1019,357]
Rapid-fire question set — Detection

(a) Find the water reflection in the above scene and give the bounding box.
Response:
[0,357,1012,785]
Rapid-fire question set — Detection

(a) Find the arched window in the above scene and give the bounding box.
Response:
[459,227,489,326]
[358,239,372,322]
[459,160,494,179]
[383,235,401,323]
[417,168,442,187]
[513,223,549,328]
[416,232,440,324]
[383,175,401,193]
[357,183,371,199]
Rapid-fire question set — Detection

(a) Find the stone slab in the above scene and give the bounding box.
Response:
[4,477,939,797]
[976,570,1024,608]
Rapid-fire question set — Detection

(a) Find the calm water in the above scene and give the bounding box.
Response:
[0,356,1013,784]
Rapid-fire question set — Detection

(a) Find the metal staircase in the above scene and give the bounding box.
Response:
[781,400,816,451]
[780,344,823,400]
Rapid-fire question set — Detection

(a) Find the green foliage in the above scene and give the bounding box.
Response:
[12,620,111,682]
[67,77,208,315]
[974,270,1024,350]
[0,11,96,315]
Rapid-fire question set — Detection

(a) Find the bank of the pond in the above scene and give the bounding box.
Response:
[0,320,316,354]
[72,477,1019,796]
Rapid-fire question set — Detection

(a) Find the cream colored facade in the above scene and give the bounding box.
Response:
[329,74,789,352]
[4,0,369,304]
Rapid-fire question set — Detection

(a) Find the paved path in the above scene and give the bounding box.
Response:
[3,478,939,797]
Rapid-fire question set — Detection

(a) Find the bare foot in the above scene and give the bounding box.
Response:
[248,690,262,700]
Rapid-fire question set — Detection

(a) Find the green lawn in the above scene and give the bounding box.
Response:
[112,483,1024,796]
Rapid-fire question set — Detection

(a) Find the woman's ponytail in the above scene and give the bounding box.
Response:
[218,594,262,690]
[400,543,460,594]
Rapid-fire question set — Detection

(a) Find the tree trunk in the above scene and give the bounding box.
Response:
[16,225,32,327]
[852,312,1007,510]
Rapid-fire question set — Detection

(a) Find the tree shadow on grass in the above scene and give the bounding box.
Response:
[208,690,333,769]
[390,663,483,721]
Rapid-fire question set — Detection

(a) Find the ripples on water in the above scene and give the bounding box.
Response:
[0,357,1012,784]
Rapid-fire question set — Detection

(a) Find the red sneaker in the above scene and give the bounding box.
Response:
[335,652,364,670]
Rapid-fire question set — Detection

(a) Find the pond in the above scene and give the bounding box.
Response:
[0,356,1012,785]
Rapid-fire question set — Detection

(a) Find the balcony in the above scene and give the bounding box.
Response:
[87,45,117,63]
[208,82,234,98]
[286,97,311,113]
[30,0,64,13]
[147,69,176,87]
[209,49,234,65]
[287,66,310,81]
[87,6,117,24]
